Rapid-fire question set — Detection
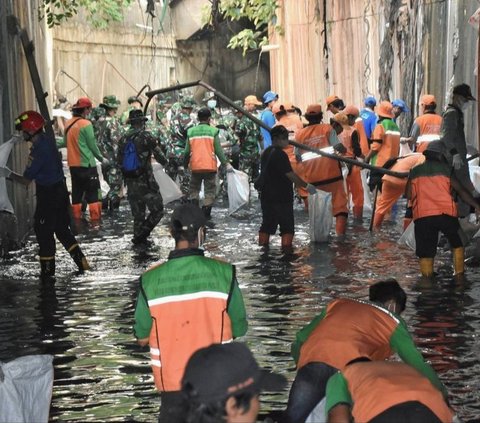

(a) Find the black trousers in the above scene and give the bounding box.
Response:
[70,166,100,204]
[35,180,78,258]
[414,214,463,258]
[158,391,185,423]
[260,199,295,235]
[370,401,443,423]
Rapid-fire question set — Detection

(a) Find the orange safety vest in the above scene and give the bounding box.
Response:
[410,161,457,220]
[295,124,342,185]
[354,118,370,156]
[381,153,425,186]
[276,114,304,169]
[370,124,400,167]
[298,298,397,370]
[338,126,356,158]
[415,113,443,153]
[188,130,218,173]
[343,362,453,423]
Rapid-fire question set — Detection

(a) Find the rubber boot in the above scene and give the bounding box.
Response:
[202,205,212,219]
[40,258,56,284]
[403,217,412,231]
[71,203,82,219]
[88,202,102,221]
[335,215,347,236]
[258,232,270,246]
[372,213,384,231]
[452,247,465,276]
[353,206,363,221]
[281,233,294,250]
[69,244,91,273]
[419,257,434,278]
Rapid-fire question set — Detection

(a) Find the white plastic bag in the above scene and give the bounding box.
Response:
[309,190,333,242]
[305,397,327,423]
[0,355,54,423]
[397,221,416,251]
[152,163,183,204]
[361,169,372,212]
[0,138,16,213]
[227,169,250,214]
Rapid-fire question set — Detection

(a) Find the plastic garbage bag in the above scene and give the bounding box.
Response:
[361,169,372,212]
[309,190,333,242]
[0,138,18,213]
[152,163,183,204]
[397,221,416,251]
[0,354,54,423]
[305,397,326,423]
[227,169,249,214]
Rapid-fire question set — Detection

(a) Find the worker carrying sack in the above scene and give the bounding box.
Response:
[121,134,143,178]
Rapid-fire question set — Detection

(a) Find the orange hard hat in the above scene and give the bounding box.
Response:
[326,95,339,106]
[273,102,294,114]
[244,95,262,106]
[305,104,322,115]
[344,105,359,117]
[420,94,436,106]
[376,101,394,119]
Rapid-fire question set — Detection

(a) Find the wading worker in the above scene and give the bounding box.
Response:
[282,279,447,423]
[325,359,454,423]
[133,203,248,423]
[1,111,90,283]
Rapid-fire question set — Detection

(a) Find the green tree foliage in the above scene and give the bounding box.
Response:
[40,0,134,29]
[203,0,281,55]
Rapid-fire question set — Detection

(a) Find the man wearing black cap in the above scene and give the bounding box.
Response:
[117,109,167,244]
[184,107,233,221]
[181,342,286,423]
[133,203,248,422]
[440,83,479,215]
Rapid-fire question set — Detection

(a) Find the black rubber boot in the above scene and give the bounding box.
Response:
[69,245,91,273]
[202,205,212,219]
[40,258,56,284]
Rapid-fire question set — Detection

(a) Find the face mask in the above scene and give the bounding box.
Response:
[207,100,217,109]
[461,101,469,111]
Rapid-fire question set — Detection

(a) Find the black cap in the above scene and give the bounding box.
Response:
[171,203,207,231]
[128,96,143,106]
[128,109,148,123]
[453,84,476,101]
[197,107,212,120]
[181,343,287,402]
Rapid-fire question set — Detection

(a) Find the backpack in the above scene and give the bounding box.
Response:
[121,135,143,178]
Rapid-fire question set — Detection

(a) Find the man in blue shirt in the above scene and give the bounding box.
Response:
[1,110,90,283]
[260,90,278,149]
[360,95,377,140]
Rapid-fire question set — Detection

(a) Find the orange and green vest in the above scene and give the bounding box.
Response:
[326,362,453,423]
[409,160,457,220]
[63,117,103,167]
[134,250,248,391]
[185,123,226,173]
[370,119,400,166]
[415,113,442,153]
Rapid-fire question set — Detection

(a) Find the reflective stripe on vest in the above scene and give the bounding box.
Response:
[338,126,355,157]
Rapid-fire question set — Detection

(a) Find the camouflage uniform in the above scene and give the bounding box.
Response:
[236,114,262,182]
[117,118,168,243]
[216,111,239,195]
[167,97,196,193]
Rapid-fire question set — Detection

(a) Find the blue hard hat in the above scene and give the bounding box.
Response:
[364,96,376,107]
[392,99,410,113]
[263,90,279,104]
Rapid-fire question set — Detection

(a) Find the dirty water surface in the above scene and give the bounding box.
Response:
[1,198,479,422]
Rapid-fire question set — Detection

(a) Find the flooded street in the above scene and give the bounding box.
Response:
[1,196,480,422]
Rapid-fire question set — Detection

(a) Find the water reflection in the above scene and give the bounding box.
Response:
[0,203,479,422]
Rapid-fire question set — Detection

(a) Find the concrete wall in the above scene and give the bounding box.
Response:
[0,0,51,250]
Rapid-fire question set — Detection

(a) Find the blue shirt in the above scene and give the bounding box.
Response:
[23,133,64,186]
[360,108,377,139]
[260,108,276,149]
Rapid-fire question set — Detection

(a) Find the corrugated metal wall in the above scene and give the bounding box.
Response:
[269,0,478,145]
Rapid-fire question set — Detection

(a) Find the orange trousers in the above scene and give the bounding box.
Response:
[375,180,406,216]
[346,166,364,213]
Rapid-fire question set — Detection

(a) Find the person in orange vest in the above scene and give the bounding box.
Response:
[294,104,348,236]
[365,101,400,167]
[184,107,233,220]
[63,97,108,221]
[406,141,480,279]
[325,95,346,116]
[257,125,316,249]
[344,104,370,158]
[282,279,447,423]
[326,359,454,423]
[181,342,287,423]
[372,153,425,231]
[133,203,248,422]
[331,112,365,221]
[405,94,443,153]
[273,102,304,169]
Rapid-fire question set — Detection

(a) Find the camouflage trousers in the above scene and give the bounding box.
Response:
[239,154,260,183]
[165,157,191,195]
[125,178,164,238]
[102,164,123,202]
[189,172,217,207]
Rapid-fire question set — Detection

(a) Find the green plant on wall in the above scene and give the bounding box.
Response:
[202,0,282,55]
[39,0,134,29]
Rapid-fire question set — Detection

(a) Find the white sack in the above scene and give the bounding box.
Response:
[361,169,372,212]
[152,163,183,204]
[305,397,327,423]
[0,355,54,423]
[397,221,416,251]
[0,138,21,213]
[309,190,333,242]
[227,169,250,214]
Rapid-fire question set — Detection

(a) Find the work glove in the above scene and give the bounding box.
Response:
[306,183,317,195]
[0,167,12,178]
[452,154,463,170]
[226,163,234,173]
